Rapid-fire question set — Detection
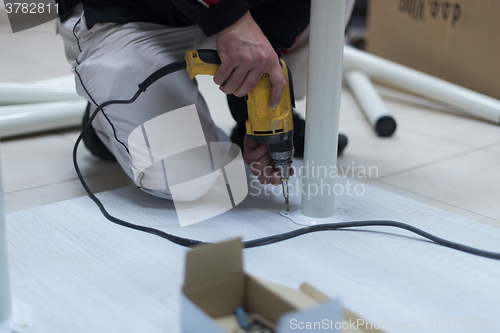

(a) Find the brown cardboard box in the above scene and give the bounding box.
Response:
[367,0,500,101]
[181,238,384,333]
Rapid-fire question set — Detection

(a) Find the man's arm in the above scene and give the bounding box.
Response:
[214,11,286,110]
[170,0,285,109]
[171,0,287,184]
[215,11,288,185]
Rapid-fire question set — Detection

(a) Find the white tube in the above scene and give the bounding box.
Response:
[0,148,12,328]
[301,0,346,218]
[344,69,396,136]
[0,82,80,105]
[0,100,87,138]
[344,45,500,125]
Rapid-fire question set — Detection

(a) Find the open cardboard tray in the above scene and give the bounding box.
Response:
[181,239,383,333]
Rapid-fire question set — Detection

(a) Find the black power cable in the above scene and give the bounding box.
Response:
[73,59,500,260]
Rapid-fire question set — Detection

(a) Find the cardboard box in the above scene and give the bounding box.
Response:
[367,0,500,101]
[181,238,383,333]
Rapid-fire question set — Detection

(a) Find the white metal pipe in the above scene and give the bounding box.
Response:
[301,0,346,218]
[344,69,397,136]
[344,45,500,125]
[0,148,12,328]
[0,82,80,105]
[0,100,87,138]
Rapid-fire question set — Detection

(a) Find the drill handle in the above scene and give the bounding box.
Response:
[196,50,221,65]
[185,49,221,79]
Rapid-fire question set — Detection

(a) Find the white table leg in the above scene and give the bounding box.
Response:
[282,0,348,224]
[344,45,500,125]
[344,69,396,136]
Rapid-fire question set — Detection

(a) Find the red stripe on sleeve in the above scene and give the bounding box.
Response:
[199,0,221,6]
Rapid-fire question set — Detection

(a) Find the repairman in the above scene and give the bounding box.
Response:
[55,0,354,202]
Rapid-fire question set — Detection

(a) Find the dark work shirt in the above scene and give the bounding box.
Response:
[57,0,310,49]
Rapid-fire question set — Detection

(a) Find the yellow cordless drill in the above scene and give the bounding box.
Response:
[185,49,294,210]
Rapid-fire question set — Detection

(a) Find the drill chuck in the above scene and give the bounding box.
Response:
[269,137,294,180]
[271,150,294,179]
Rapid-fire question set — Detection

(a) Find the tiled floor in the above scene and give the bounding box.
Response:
[1,19,499,229]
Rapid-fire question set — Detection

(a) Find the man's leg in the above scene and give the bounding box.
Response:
[57,7,224,199]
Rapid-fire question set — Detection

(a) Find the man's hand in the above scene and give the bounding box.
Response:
[215,11,285,109]
[243,136,294,185]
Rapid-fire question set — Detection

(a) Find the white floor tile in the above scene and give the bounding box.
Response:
[369,179,500,229]
[0,27,70,74]
[56,128,85,143]
[0,17,57,32]
[389,104,500,148]
[4,171,132,213]
[1,132,122,193]
[337,120,470,178]
[18,20,59,33]
[382,150,500,222]
[372,84,431,112]
[0,50,69,83]
[0,20,70,84]
[338,87,369,126]
[486,142,500,154]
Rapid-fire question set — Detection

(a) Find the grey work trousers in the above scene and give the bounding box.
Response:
[57,2,354,199]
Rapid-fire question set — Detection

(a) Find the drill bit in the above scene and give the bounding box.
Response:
[271,150,293,212]
[282,179,290,211]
